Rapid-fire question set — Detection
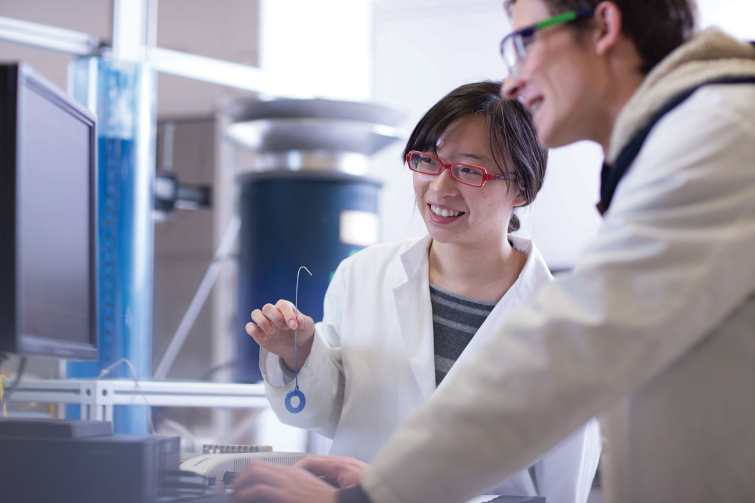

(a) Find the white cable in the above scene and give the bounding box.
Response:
[97,358,156,435]
[160,419,199,452]
[153,215,241,380]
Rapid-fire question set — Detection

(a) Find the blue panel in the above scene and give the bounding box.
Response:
[236,175,380,383]
[66,58,155,434]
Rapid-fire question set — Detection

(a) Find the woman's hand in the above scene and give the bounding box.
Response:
[246,300,315,372]
[296,455,369,488]
[232,462,338,503]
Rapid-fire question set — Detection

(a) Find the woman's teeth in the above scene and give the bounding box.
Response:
[531,98,543,114]
[430,205,462,218]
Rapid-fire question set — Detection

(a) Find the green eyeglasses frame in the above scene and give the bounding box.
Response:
[500,9,594,77]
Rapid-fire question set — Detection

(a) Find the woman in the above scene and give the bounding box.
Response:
[245,81,600,502]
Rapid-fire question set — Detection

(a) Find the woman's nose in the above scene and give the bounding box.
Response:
[429,168,459,194]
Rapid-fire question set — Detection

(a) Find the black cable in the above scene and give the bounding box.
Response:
[1,356,27,410]
[198,360,236,381]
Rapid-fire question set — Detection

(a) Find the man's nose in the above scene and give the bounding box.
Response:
[501,77,523,100]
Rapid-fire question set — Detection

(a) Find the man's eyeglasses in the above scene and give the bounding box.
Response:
[406,151,515,188]
[500,9,593,79]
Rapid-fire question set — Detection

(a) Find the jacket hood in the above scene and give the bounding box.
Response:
[608,28,755,164]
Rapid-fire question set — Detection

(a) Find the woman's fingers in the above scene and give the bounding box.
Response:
[245,322,265,342]
[275,300,315,339]
[298,314,316,335]
[250,308,276,335]
[261,303,290,331]
[276,299,304,330]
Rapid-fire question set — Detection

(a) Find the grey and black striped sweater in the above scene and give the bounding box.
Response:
[430,283,496,386]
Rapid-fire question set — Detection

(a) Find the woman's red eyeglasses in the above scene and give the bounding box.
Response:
[406,151,515,188]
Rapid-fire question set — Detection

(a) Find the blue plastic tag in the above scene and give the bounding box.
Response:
[285,387,306,414]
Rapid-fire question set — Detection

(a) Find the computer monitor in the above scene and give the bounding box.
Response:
[0,62,97,360]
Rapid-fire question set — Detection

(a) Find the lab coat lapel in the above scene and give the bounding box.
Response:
[393,235,436,402]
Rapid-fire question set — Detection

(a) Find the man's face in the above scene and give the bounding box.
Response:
[502,0,605,148]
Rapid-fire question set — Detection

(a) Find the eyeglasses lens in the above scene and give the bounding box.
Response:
[501,34,529,78]
[409,153,485,187]
[409,153,440,173]
[502,38,516,73]
[451,165,485,186]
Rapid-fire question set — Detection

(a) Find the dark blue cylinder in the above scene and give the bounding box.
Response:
[236,171,380,383]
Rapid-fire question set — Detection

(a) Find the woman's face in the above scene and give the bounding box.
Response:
[413,114,526,246]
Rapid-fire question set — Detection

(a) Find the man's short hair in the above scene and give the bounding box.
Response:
[504,0,698,74]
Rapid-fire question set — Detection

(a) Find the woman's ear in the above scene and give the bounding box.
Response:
[513,187,528,207]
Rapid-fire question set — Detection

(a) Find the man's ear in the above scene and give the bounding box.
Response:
[593,1,623,56]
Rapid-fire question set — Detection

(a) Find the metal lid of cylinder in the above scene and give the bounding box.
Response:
[224,98,405,175]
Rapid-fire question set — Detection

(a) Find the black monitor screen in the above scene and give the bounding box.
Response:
[18,79,92,346]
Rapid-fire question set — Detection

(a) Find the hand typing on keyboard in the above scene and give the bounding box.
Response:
[231,462,338,503]
[295,455,369,489]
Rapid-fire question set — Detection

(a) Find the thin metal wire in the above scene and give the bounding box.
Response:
[294,266,312,392]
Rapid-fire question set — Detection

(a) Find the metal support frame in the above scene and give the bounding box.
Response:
[147,47,276,95]
[10,379,268,422]
[0,10,286,96]
[0,16,100,56]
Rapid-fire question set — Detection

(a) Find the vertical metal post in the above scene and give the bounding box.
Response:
[211,111,237,436]
[112,0,148,62]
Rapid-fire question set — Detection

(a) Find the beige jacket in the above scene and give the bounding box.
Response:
[361,29,755,503]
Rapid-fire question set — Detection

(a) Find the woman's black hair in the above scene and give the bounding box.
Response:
[403,81,548,232]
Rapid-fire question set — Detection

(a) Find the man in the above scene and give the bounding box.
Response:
[233,1,755,501]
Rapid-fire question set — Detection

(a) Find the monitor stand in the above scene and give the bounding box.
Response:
[0,418,113,438]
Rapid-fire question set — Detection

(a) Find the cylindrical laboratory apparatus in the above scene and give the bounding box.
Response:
[66,57,156,433]
[226,99,403,382]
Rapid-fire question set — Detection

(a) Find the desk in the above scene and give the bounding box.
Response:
[10,379,269,421]
[182,495,544,503]
[9,382,546,503]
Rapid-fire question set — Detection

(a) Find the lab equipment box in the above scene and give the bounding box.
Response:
[0,432,180,503]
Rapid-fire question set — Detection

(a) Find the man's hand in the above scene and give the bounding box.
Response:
[296,455,369,488]
[232,462,338,503]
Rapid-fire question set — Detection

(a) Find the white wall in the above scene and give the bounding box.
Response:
[698,0,755,40]
[259,0,373,101]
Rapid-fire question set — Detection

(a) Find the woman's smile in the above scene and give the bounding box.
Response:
[428,203,465,222]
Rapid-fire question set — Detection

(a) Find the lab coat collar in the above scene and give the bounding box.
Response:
[507,234,551,302]
[398,234,433,281]
[394,234,436,401]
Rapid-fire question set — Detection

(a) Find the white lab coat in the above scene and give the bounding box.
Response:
[261,235,601,503]
[360,30,755,503]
